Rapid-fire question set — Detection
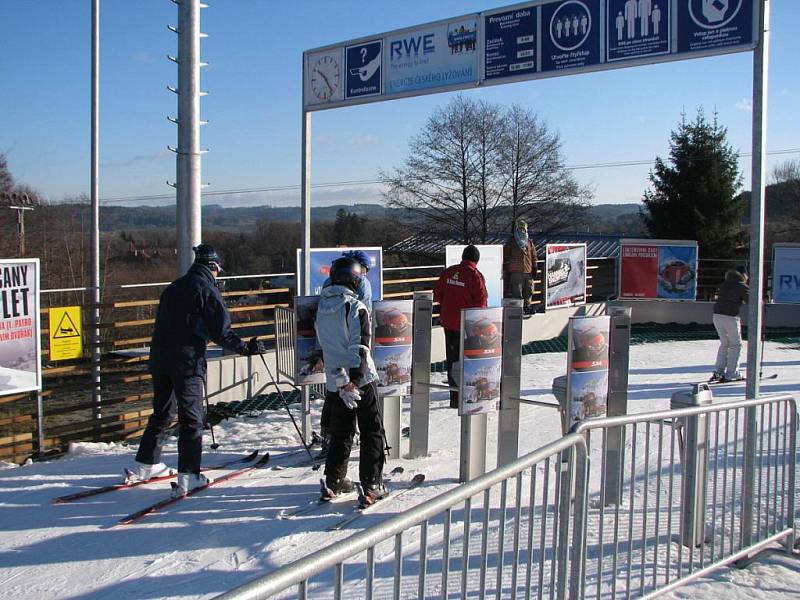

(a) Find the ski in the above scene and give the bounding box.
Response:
[326,473,426,532]
[707,373,778,386]
[52,450,259,504]
[278,467,406,520]
[115,452,270,526]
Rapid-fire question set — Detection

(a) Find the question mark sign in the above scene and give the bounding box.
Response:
[360,47,367,64]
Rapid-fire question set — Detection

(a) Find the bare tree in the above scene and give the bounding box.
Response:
[382,95,478,243]
[383,97,591,243]
[497,105,591,235]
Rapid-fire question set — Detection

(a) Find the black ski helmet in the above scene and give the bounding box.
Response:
[329,256,363,292]
[193,244,223,273]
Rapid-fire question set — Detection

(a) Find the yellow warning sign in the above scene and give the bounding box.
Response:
[49,306,83,361]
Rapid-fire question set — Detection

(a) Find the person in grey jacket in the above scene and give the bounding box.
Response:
[315,256,386,505]
[710,266,749,383]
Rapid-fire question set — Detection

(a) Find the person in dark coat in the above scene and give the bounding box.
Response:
[132,244,266,497]
[433,245,488,408]
[710,266,749,383]
[504,219,538,313]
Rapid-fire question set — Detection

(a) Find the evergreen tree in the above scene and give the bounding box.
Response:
[642,109,744,259]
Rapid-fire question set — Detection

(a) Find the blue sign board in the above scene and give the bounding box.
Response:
[607,0,670,62]
[541,0,601,73]
[678,0,754,54]
[385,18,478,95]
[773,245,800,304]
[484,6,538,80]
[346,40,382,99]
[297,247,383,303]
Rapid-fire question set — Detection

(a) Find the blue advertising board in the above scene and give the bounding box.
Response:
[607,0,670,62]
[772,245,800,304]
[541,0,601,73]
[346,40,382,99]
[384,18,478,95]
[297,247,383,302]
[656,244,698,300]
[484,6,538,80]
[678,0,754,54]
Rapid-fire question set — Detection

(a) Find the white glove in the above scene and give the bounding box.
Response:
[339,382,360,410]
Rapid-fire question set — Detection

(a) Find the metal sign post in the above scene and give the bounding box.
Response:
[743,0,771,548]
[497,299,523,467]
[409,291,433,458]
[604,305,632,505]
[460,403,487,483]
[381,393,402,460]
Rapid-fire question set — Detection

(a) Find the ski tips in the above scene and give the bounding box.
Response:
[411,473,425,483]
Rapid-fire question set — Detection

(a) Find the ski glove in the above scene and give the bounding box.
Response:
[246,337,268,355]
[339,382,361,410]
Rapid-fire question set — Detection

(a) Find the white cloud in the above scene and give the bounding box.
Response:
[133,51,156,64]
[735,98,753,112]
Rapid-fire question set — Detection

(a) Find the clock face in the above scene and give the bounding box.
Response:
[310,54,341,101]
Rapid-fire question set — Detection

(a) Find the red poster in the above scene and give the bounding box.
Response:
[620,244,658,298]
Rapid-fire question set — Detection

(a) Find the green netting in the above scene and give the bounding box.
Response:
[211,324,800,418]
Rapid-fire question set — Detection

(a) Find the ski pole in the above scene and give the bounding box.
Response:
[203,386,220,450]
[256,348,319,469]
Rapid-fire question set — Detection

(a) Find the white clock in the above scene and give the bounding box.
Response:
[310,53,341,101]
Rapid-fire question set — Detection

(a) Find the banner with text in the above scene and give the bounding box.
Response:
[295,296,326,385]
[619,239,698,300]
[372,300,414,395]
[772,244,800,304]
[0,259,41,395]
[566,315,610,427]
[296,247,383,302]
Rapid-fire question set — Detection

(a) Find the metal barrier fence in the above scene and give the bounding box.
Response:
[275,306,295,381]
[218,434,588,600]
[572,393,797,599]
[217,393,797,600]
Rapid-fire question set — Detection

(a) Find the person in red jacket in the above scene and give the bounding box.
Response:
[433,245,488,408]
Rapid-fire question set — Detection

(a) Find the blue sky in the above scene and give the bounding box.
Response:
[0,1,797,208]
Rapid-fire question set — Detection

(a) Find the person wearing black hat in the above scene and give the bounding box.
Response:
[130,244,267,497]
[433,245,488,408]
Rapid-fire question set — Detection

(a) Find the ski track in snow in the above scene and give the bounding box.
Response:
[0,339,798,598]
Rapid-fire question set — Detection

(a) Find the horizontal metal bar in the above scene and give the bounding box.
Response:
[512,397,560,409]
[573,395,797,434]
[642,529,795,599]
[414,381,457,391]
[215,434,587,600]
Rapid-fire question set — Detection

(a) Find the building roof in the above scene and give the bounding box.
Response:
[388,232,628,259]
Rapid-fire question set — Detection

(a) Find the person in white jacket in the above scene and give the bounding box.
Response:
[315,256,387,506]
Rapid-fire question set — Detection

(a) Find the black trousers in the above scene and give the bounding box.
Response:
[324,382,385,487]
[135,372,206,474]
[444,328,461,408]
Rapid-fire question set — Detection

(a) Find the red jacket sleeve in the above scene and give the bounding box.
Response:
[473,270,488,308]
[433,272,444,305]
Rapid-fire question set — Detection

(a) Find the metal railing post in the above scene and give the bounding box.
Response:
[409,291,432,458]
[497,299,523,467]
[604,305,631,505]
[569,441,589,599]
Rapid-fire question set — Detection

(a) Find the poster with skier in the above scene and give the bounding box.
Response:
[294,296,325,385]
[459,307,503,416]
[566,314,610,426]
[0,259,41,395]
[372,300,413,395]
[545,243,586,309]
[619,239,698,300]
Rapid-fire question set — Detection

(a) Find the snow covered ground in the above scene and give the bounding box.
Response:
[0,339,798,599]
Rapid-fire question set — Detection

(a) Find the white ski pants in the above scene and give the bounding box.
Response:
[713,313,743,378]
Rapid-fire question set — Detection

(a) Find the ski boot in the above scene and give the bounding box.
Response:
[358,482,387,508]
[124,461,173,484]
[171,472,212,499]
[320,477,355,501]
[708,372,724,384]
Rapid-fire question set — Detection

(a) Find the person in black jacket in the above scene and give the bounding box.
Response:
[131,244,266,497]
[710,266,749,383]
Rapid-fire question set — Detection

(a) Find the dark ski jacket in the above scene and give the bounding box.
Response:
[149,263,247,376]
[433,260,488,332]
[713,269,749,317]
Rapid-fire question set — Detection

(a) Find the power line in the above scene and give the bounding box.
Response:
[96,147,800,205]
